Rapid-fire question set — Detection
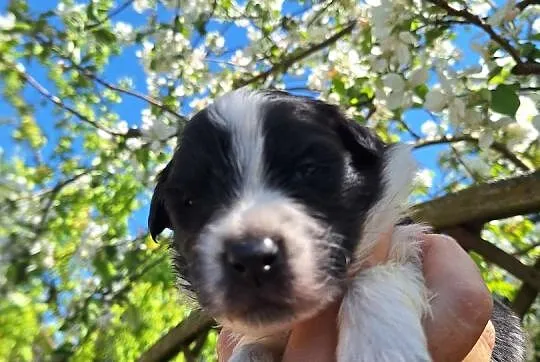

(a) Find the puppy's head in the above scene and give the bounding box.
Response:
[148,88,415,335]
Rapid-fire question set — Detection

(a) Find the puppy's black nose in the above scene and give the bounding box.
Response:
[224,237,281,284]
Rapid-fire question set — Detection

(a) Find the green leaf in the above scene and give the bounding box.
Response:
[93,28,117,44]
[425,27,446,45]
[519,42,537,59]
[413,84,428,99]
[487,66,502,81]
[490,84,520,117]
[331,77,346,94]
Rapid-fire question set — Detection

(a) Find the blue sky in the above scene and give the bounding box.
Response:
[0,0,489,235]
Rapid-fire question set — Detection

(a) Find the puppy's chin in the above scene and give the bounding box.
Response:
[215,303,334,338]
[210,282,343,337]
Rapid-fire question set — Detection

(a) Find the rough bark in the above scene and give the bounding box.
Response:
[412,171,540,230]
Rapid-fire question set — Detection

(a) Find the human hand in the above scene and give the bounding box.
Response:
[217,232,495,362]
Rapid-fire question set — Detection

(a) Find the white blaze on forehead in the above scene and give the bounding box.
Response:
[207,87,268,193]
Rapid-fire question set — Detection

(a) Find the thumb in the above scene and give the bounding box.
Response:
[281,301,341,362]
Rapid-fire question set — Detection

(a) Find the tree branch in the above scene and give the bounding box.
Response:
[413,134,532,172]
[412,171,540,229]
[512,258,540,317]
[235,21,356,88]
[426,0,540,75]
[516,0,540,11]
[11,66,136,137]
[397,119,421,140]
[137,309,215,362]
[444,227,540,291]
[519,86,540,92]
[86,0,136,30]
[426,0,520,60]
[78,67,186,122]
[32,35,187,124]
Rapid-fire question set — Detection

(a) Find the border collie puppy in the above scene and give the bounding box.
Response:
[149,88,526,361]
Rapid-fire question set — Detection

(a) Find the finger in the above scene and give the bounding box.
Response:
[363,227,393,267]
[217,328,238,362]
[281,301,341,362]
[462,320,495,362]
[421,234,493,362]
[282,229,394,361]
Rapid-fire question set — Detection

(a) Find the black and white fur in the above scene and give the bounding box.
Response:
[149,88,526,361]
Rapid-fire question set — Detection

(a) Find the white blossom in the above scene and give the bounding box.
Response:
[56,2,85,15]
[231,50,251,67]
[382,73,405,93]
[478,131,494,151]
[141,109,176,141]
[189,97,212,112]
[114,21,134,42]
[235,19,250,28]
[408,68,429,87]
[133,0,153,13]
[421,120,438,138]
[126,138,144,151]
[77,222,108,259]
[370,57,388,73]
[470,1,492,17]
[415,169,434,188]
[307,65,330,90]
[0,12,15,30]
[424,89,447,112]
[448,98,466,125]
[516,96,539,124]
[505,122,538,152]
[465,157,490,177]
[247,25,262,41]
[533,17,540,34]
[385,91,406,110]
[487,0,519,27]
[327,92,340,104]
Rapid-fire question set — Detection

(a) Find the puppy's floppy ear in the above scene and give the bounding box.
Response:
[313,100,385,167]
[148,161,173,241]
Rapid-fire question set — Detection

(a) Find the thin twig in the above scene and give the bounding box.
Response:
[397,119,421,140]
[306,0,336,27]
[81,68,185,121]
[451,144,481,182]
[519,87,540,92]
[86,0,136,30]
[33,35,186,123]
[516,0,540,11]
[31,169,96,244]
[427,0,520,61]
[426,0,540,75]
[60,253,168,332]
[235,21,357,88]
[414,134,532,172]
[12,66,132,137]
